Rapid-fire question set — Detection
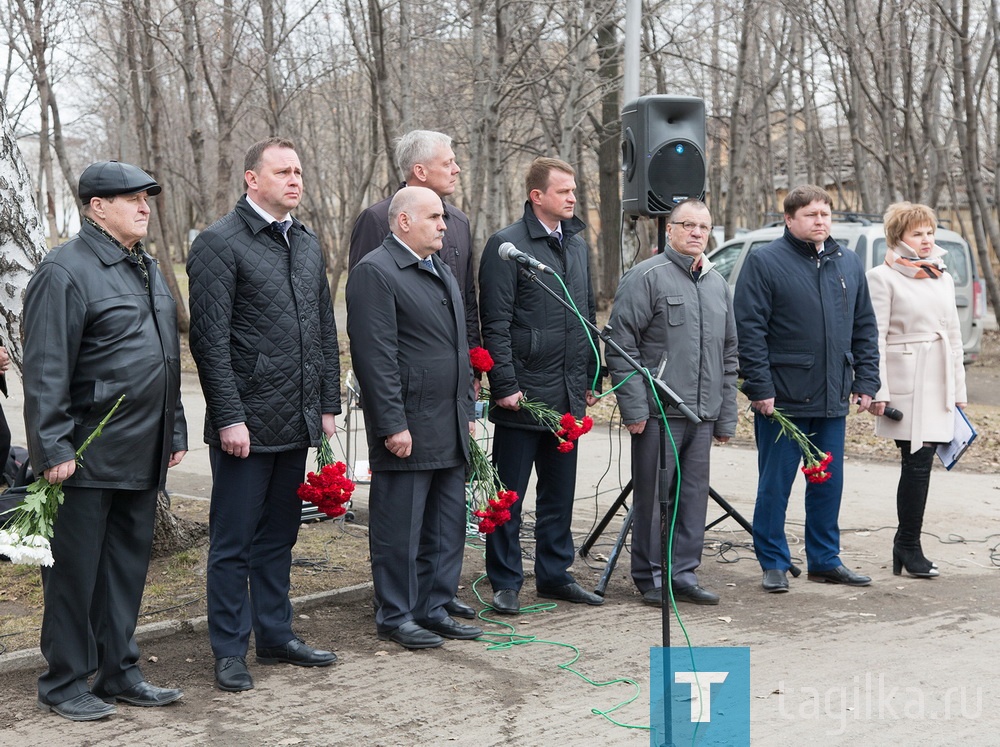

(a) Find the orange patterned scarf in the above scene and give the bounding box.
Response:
[884,244,946,279]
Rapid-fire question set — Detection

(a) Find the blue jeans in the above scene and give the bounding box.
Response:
[752,415,845,572]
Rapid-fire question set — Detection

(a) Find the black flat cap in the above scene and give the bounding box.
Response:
[78,161,162,201]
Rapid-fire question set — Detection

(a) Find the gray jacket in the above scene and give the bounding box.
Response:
[606,246,738,437]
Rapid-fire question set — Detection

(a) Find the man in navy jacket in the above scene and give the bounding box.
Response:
[734,185,879,593]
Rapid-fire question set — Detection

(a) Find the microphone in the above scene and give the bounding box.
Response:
[498,242,556,275]
[883,407,903,421]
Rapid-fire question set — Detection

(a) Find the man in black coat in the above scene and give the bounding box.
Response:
[477,157,601,614]
[0,344,9,474]
[348,129,479,351]
[188,138,342,691]
[346,186,480,649]
[23,161,187,721]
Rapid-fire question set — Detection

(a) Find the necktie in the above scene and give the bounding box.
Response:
[271,220,292,242]
[419,257,435,273]
[550,230,562,246]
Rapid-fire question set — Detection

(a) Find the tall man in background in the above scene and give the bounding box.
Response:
[188,137,341,692]
[349,129,479,349]
[24,161,186,720]
[734,185,879,593]
[349,130,479,620]
[347,186,479,649]
[478,157,601,614]
[606,199,738,607]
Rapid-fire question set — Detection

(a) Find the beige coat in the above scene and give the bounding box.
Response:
[866,257,967,444]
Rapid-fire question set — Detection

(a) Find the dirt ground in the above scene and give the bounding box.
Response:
[0,331,996,745]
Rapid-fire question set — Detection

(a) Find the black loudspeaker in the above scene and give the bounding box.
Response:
[621,96,707,216]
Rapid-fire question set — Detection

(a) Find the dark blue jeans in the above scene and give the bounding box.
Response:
[752,415,845,572]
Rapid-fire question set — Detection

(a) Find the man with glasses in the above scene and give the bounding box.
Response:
[606,199,738,606]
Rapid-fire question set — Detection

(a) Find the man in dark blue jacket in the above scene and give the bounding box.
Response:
[734,185,879,593]
[188,138,341,691]
[478,157,600,614]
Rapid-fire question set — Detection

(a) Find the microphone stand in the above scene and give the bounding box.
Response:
[517,256,698,747]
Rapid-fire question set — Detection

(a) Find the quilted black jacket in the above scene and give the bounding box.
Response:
[187,197,341,451]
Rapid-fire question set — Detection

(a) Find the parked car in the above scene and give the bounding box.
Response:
[707,218,986,363]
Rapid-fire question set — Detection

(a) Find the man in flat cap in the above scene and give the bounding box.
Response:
[23,160,187,721]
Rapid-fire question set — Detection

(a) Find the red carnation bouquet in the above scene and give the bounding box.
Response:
[467,437,520,535]
[297,436,355,518]
[767,408,834,484]
[518,397,593,452]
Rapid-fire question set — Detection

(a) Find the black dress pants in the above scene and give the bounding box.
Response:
[37,485,157,705]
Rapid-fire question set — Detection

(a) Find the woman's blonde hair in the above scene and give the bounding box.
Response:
[883,202,937,247]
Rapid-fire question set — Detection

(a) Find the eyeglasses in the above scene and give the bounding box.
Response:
[670,221,713,234]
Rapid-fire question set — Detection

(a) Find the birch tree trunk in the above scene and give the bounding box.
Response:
[0,93,47,373]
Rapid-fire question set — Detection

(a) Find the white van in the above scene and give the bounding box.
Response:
[708,220,986,363]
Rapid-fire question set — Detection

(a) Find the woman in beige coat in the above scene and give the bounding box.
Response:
[866,202,967,578]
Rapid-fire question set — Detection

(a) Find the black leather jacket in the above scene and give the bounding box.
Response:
[22,222,187,490]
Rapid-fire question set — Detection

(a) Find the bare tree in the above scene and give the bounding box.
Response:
[0,90,47,370]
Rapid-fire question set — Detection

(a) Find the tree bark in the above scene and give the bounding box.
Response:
[0,91,47,372]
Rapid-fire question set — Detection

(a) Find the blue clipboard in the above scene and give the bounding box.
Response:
[935,408,977,470]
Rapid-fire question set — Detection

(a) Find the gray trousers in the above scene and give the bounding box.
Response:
[630,419,714,591]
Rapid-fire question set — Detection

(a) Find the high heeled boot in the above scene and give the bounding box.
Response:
[893,442,938,578]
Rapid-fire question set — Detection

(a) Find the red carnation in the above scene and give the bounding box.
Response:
[469,347,494,375]
[557,441,575,453]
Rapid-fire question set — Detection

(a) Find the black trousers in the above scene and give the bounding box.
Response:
[368,465,467,632]
[37,485,157,705]
[485,424,579,592]
[0,401,10,476]
[206,447,306,657]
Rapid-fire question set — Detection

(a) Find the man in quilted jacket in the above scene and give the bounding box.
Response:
[188,137,342,692]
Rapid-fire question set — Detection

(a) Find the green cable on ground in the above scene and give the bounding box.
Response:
[469,572,650,732]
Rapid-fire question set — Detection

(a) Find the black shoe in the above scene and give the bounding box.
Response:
[215,656,254,692]
[807,565,872,586]
[256,638,337,667]
[536,582,604,606]
[419,616,483,640]
[491,589,520,615]
[671,584,720,605]
[444,596,476,619]
[641,588,664,606]
[377,621,444,650]
[94,681,182,707]
[762,569,789,593]
[893,546,939,578]
[38,693,116,721]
